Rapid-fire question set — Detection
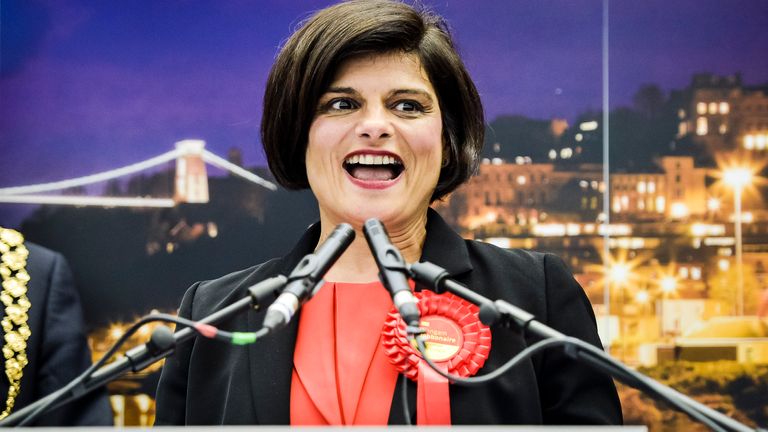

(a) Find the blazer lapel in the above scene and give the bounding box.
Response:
[245,211,472,424]
[247,309,300,424]
[420,209,473,279]
[247,222,321,424]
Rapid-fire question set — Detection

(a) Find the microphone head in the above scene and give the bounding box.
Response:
[363,218,386,241]
[332,222,356,241]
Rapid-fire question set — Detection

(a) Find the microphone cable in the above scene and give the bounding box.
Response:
[16,313,268,427]
[407,328,730,432]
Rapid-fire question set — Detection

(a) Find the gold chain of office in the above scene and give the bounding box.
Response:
[0,228,31,420]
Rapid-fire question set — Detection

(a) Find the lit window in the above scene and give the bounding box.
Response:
[648,181,656,193]
[638,199,645,210]
[696,117,708,135]
[719,123,727,134]
[691,267,702,281]
[612,198,621,213]
[707,198,721,212]
[718,259,729,271]
[678,122,688,136]
[719,102,729,114]
[635,291,649,304]
[579,121,598,131]
[697,102,707,114]
[637,181,646,193]
[620,195,629,209]
[670,202,688,219]
[591,180,599,190]
[709,102,718,114]
[516,175,527,185]
[679,267,689,279]
[744,134,755,149]
[656,196,666,213]
[678,109,686,119]
[757,134,767,150]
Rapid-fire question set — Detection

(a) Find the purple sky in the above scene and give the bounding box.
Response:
[1,0,767,226]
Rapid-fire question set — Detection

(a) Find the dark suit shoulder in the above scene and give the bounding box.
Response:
[24,242,63,279]
[465,240,545,268]
[25,242,59,263]
[464,240,548,287]
[187,258,283,319]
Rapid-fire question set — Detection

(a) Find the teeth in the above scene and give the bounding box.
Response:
[344,154,402,165]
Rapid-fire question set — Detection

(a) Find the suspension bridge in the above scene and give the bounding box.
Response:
[0,140,277,208]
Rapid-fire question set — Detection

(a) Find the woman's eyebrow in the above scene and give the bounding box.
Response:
[390,89,434,101]
[324,86,358,95]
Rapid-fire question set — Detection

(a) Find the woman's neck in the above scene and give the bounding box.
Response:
[317,211,428,283]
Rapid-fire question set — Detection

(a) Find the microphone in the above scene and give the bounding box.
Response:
[263,223,355,331]
[363,219,421,326]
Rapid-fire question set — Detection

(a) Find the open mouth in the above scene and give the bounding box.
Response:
[343,153,404,182]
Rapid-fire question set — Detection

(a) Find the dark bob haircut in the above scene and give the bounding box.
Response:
[261,0,484,201]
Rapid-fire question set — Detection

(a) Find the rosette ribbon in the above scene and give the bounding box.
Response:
[381,290,491,425]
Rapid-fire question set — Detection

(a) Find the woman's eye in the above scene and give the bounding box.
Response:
[330,99,355,110]
[394,101,421,112]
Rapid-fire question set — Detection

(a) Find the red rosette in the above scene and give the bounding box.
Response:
[381,290,492,424]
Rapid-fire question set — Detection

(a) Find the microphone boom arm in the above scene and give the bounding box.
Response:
[0,275,287,427]
[408,261,757,432]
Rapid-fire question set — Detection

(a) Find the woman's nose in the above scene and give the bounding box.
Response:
[355,106,393,141]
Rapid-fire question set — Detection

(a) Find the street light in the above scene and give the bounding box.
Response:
[659,276,677,337]
[660,276,677,294]
[723,167,752,316]
[608,263,631,360]
[609,263,630,285]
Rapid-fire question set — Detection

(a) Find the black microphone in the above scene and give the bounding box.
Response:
[363,219,421,326]
[263,223,355,331]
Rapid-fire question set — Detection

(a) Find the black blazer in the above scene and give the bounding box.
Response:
[155,210,622,425]
[0,242,113,426]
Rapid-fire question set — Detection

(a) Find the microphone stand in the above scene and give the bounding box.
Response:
[409,261,760,432]
[0,275,287,427]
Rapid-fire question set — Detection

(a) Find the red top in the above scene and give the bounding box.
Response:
[290,281,399,425]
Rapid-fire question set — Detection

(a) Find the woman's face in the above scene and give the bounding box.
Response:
[306,52,443,229]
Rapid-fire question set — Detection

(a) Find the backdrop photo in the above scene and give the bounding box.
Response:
[1,0,767,429]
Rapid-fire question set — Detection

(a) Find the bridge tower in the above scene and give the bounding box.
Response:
[174,139,209,204]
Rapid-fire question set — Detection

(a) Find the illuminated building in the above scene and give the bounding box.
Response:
[611,156,707,221]
[444,159,603,229]
[444,153,709,229]
[675,73,768,155]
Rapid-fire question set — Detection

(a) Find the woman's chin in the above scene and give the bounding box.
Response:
[335,204,420,229]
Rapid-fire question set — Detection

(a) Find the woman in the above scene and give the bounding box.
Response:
[155,0,622,425]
